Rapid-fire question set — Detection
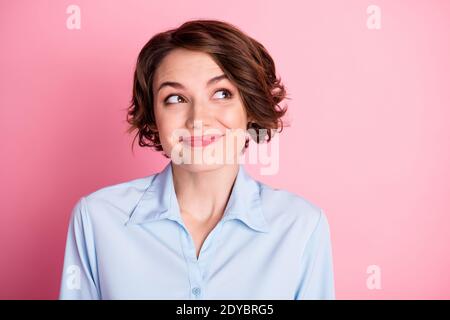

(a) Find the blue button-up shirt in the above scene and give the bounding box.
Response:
[59,161,335,299]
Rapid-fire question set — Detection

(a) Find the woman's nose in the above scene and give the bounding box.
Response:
[186,101,212,130]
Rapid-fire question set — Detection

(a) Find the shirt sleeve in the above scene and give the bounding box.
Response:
[59,197,100,300]
[294,209,336,300]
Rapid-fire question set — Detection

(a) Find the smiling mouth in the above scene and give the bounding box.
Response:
[179,134,225,147]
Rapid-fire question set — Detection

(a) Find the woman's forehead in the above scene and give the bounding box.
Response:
[155,49,222,81]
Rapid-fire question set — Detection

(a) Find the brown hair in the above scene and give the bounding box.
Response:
[126,19,290,157]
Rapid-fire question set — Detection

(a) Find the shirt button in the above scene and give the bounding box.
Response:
[192,287,201,296]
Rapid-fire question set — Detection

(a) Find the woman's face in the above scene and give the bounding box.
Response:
[152,48,249,172]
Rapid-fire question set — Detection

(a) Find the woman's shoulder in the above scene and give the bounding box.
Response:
[258,182,329,234]
[73,173,159,223]
[85,174,156,202]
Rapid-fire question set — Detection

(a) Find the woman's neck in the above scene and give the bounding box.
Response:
[171,163,240,223]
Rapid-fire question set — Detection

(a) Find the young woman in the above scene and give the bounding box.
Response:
[59,19,335,300]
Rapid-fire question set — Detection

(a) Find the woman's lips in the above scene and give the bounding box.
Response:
[180,134,224,147]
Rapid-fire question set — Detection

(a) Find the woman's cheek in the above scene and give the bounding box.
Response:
[217,108,247,129]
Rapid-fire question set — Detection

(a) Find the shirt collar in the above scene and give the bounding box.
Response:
[126,161,270,233]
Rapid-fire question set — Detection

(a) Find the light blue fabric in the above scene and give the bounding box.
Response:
[59,161,335,300]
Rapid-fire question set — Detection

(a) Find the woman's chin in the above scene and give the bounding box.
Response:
[175,162,228,173]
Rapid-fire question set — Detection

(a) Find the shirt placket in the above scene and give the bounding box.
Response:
[178,219,225,300]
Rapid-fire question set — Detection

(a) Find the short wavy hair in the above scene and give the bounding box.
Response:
[126,19,289,157]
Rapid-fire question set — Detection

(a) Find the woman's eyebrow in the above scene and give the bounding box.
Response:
[157,74,228,93]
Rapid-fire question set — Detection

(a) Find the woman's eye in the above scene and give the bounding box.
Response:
[164,95,185,105]
[163,89,232,105]
[213,89,233,100]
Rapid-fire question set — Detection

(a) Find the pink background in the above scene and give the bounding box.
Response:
[1,0,449,299]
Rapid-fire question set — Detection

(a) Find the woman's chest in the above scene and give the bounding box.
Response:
[94,219,303,299]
